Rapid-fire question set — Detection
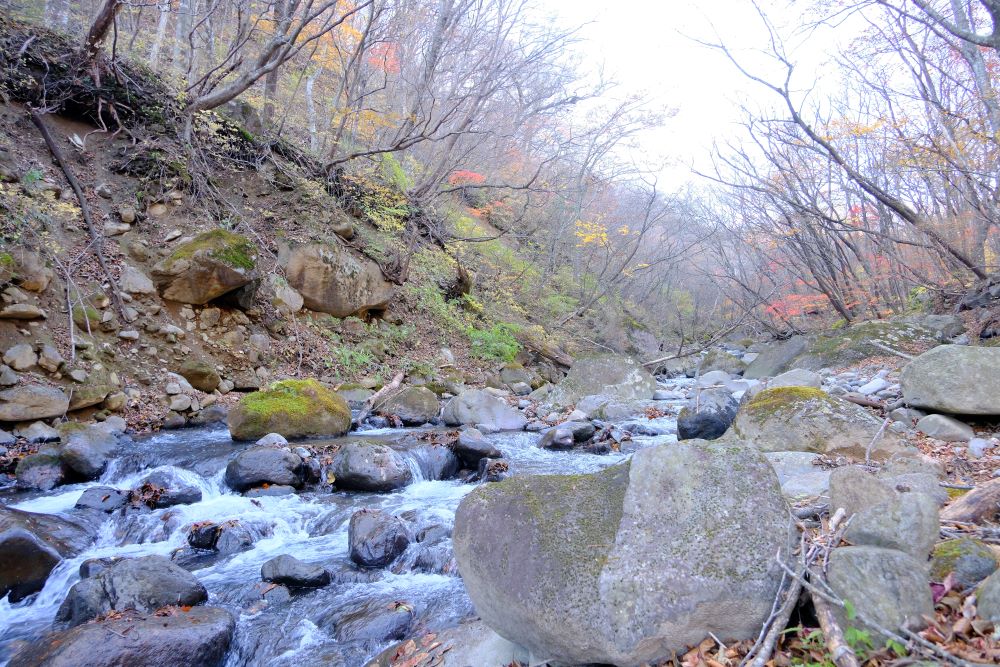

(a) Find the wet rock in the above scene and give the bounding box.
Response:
[224,447,306,492]
[140,469,204,507]
[151,229,257,304]
[407,442,460,480]
[10,606,234,667]
[478,457,510,482]
[330,440,413,492]
[677,388,738,441]
[826,546,933,640]
[442,389,527,431]
[0,385,69,422]
[227,378,351,441]
[261,554,331,588]
[538,427,574,450]
[731,387,904,459]
[162,411,187,429]
[75,487,127,512]
[79,557,122,579]
[916,414,974,442]
[453,428,501,466]
[178,359,221,393]
[61,426,117,479]
[380,386,440,425]
[453,440,795,665]
[368,620,530,667]
[281,241,394,318]
[331,598,414,643]
[930,538,999,589]
[245,484,296,498]
[189,404,227,426]
[56,555,208,627]
[15,454,66,490]
[0,507,94,602]
[349,509,410,568]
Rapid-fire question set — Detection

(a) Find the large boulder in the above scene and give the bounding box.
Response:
[329,440,412,492]
[380,386,440,425]
[61,426,118,480]
[151,228,257,304]
[0,508,94,602]
[0,384,69,422]
[281,241,394,318]
[10,606,234,667]
[349,509,411,568]
[744,336,809,379]
[453,428,502,466]
[442,389,527,430]
[56,555,208,627]
[224,447,306,492]
[677,388,739,440]
[261,554,330,588]
[453,440,795,665]
[902,345,1000,415]
[730,387,904,459]
[178,359,221,393]
[545,353,657,408]
[698,348,746,375]
[15,453,66,490]
[227,379,351,441]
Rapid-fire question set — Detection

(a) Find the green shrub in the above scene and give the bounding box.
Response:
[467,323,521,362]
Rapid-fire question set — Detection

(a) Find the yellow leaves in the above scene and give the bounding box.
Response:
[617,225,631,235]
[574,219,609,247]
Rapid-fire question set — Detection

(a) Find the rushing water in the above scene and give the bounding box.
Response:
[0,380,690,666]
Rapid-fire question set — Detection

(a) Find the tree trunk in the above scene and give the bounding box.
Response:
[148,0,170,66]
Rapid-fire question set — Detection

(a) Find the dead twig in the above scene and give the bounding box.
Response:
[354,371,404,427]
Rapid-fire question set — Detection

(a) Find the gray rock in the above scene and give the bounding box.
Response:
[224,447,305,492]
[261,554,330,588]
[140,469,203,507]
[538,427,574,450]
[381,386,440,425]
[349,509,410,568]
[11,606,234,667]
[698,348,747,375]
[0,364,17,385]
[0,428,13,445]
[3,343,37,370]
[329,597,414,643]
[827,546,933,640]
[880,472,949,506]
[769,368,822,389]
[15,454,65,490]
[843,492,939,560]
[829,466,896,517]
[442,389,527,431]
[0,508,95,602]
[453,439,795,665]
[509,381,532,396]
[902,345,1000,414]
[37,345,63,373]
[0,384,69,422]
[544,353,658,409]
[369,620,530,667]
[916,414,974,442]
[329,440,412,492]
[744,336,809,379]
[17,421,59,443]
[889,407,924,424]
[695,369,731,387]
[677,388,738,441]
[930,538,998,589]
[61,426,117,479]
[968,437,993,458]
[0,303,45,320]
[75,487,128,512]
[453,428,501,466]
[56,555,207,627]
[978,570,1000,621]
[255,432,288,447]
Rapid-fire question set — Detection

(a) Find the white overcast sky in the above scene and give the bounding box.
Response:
[546,0,848,188]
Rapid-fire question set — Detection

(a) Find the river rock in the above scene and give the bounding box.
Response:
[826,546,933,640]
[442,389,527,430]
[744,336,810,379]
[765,451,830,500]
[699,348,746,375]
[368,620,530,667]
[61,426,117,479]
[916,414,974,441]
[902,345,1000,414]
[677,388,738,441]
[17,421,59,443]
[281,241,394,318]
[0,384,69,422]
[380,386,440,425]
[0,508,95,602]
[349,509,410,568]
[770,368,822,388]
[407,442,460,480]
[178,359,221,393]
[56,555,208,627]
[140,469,204,507]
[544,353,657,409]
[261,554,330,588]
[842,492,939,560]
[329,441,412,492]
[453,428,501,466]
[227,378,351,441]
[224,447,306,492]
[930,538,999,588]
[151,229,257,304]
[75,486,128,512]
[730,387,904,459]
[453,439,795,665]
[10,606,235,667]
[331,598,414,643]
[538,427,574,449]
[15,454,66,490]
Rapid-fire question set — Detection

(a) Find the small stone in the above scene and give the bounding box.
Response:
[103,222,130,237]
[118,206,136,224]
[968,437,993,459]
[200,308,222,328]
[256,433,288,447]
[165,382,182,395]
[103,392,127,412]
[857,378,890,395]
[0,303,45,320]
[68,369,88,383]
[169,394,193,412]
[37,344,64,373]
[16,421,60,443]
[164,229,182,242]
[94,183,113,198]
[118,330,139,341]
[148,203,168,217]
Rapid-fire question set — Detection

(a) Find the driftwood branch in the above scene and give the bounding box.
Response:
[353,371,405,427]
[941,477,1000,524]
[30,110,127,321]
[809,571,860,667]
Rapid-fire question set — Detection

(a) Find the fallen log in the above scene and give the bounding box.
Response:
[941,477,1000,525]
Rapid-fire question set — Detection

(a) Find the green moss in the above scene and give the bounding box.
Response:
[168,228,256,271]
[72,305,101,328]
[241,379,342,420]
[930,538,998,584]
[744,386,835,424]
[0,252,13,267]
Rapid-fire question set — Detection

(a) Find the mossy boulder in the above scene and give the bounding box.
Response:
[71,305,102,330]
[797,319,943,371]
[453,440,795,665]
[178,359,220,393]
[545,353,657,409]
[379,386,439,425]
[731,386,905,459]
[930,538,999,588]
[151,229,257,305]
[227,379,351,441]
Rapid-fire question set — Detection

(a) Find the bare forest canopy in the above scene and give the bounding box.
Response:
[4,0,1000,353]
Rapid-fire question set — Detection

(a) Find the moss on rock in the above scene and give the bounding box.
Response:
[167,228,256,271]
[742,386,835,425]
[228,378,351,441]
[931,538,999,588]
